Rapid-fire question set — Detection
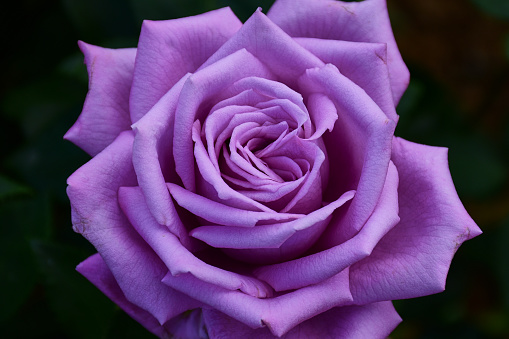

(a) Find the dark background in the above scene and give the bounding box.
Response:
[1,0,508,338]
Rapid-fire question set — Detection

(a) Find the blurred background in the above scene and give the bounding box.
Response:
[1,0,508,338]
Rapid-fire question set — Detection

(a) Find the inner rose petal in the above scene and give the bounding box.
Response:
[190,190,355,264]
[168,183,303,227]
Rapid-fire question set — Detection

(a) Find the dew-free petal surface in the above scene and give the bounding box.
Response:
[255,162,398,291]
[132,74,190,226]
[67,131,199,324]
[163,269,353,337]
[77,253,195,339]
[203,301,401,339]
[118,185,273,299]
[200,10,324,87]
[299,64,396,245]
[350,138,482,303]
[174,48,274,192]
[129,7,242,122]
[64,42,135,156]
[192,190,354,264]
[296,38,397,122]
[268,0,409,104]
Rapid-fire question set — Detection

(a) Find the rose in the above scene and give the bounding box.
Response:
[65,0,481,337]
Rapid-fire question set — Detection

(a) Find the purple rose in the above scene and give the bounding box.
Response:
[65,0,481,337]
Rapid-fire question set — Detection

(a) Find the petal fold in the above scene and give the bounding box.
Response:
[67,131,200,324]
[299,64,396,246]
[130,7,242,122]
[350,138,482,303]
[163,269,353,337]
[203,301,401,339]
[118,185,273,299]
[65,42,135,156]
[77,254,182,339]
[296,38,397,122]
[255,162,398,291]
[268,0,409,103]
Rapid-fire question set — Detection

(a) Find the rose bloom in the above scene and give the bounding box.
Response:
[65,0,481,338]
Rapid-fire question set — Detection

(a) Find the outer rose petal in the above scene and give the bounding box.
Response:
[162,269,353,337]
[77,254,181,339]
[67,131,201,324]
[64,42,135,156]
[268,0,410,104]
[296,38,397,122]
[129,7,242,122]
[203,301,401,339]
[350,138,482,303]
[132,74,191,226]
[118,186,274,299]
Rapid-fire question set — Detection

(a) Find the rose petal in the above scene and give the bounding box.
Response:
[203,301,401,339]
[191,190,354,264]
[255,162,398,291]
[64,42,135,156]
[268,0,410,104]
[194,124,278,212]
[305,93,338,140]
[205,105,262,170]
[131,74,190,226]
[296,38,398,122]
[164,309,208,339]
[225,77,309,125]
[129,7,242,122]
[200,9,324,87]
[350,137,482,303]
[117,186,273,299]
[174,48,275,192]
[163,269,353,337]
[77,253,200,339]
[168,183,302,227]
[67,131,200,324]
[299,64,396,246]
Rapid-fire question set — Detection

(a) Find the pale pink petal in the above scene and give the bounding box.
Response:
[268,0,409,104]
[350,138,482,303]
[129,7,242,122]
[67,131,200,324]
[64,42,135,156]
[203,301,401,339]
